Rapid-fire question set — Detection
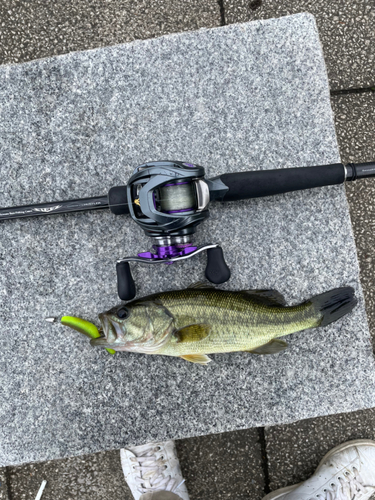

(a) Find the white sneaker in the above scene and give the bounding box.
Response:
[263,439,375,500]
[120,440,190,500]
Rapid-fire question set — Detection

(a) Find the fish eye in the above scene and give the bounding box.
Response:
[117,307,129,319]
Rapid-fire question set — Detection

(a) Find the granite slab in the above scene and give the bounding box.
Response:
[1,14,375,466]
[223,0,375,91]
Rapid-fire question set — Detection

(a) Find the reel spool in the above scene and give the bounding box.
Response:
[111,161,231,300]
[158,181,196,213]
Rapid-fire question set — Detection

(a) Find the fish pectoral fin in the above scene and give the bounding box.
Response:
[174,324,211,343]
[242,289,287,307]
[180,354,212,365]
[188,281,216,290]
[247,339,288,355]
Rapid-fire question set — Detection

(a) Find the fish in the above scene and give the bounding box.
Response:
[62,283,357,365]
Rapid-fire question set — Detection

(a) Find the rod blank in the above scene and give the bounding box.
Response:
[0,196,108,221]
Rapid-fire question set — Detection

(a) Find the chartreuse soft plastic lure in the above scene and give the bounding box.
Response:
[61,316,115,355]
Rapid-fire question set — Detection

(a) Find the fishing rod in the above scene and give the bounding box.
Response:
[1,160,374,300]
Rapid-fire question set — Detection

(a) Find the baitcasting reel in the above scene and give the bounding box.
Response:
[1,159,375,300]
[109,161,231,300]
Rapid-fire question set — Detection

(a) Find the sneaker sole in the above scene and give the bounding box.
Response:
[262,439,375,500]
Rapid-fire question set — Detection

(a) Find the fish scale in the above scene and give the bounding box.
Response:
[155,289,318,356]
[78,284,357,364]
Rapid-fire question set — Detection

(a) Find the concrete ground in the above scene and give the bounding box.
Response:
[0,1,374,499]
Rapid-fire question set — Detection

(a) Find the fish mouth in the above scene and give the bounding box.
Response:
[90,314,119,347]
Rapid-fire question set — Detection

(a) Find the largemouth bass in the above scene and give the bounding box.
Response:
[63,283,357,364]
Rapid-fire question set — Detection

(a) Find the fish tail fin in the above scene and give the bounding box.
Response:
[311,287,357,327]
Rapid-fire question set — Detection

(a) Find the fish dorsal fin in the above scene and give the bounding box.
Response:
[242,289,287,307]
[180,354,212,365]
[174,324,211,343]
[188,281,216,290]
[248,339,288,355]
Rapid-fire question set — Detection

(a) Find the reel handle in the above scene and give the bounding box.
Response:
[205,247,231,284]
[116,245,231,301]
[116,261,136,301]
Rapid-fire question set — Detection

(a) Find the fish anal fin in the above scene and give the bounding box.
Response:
[174,324,211,343]
[188,281,216,290]
[243,289,287,307]
[247,339,288,355]
[180,354,212,365]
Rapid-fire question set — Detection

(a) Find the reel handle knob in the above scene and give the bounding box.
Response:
[116,261,136,301]
[205,246,231,284]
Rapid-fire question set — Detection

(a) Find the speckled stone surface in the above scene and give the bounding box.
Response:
[223,0,375,91]
[7,451,129,500]
[264,91,375,500]
[175,430,264,500]
[1,14,374,466]
[265,409,375,499]
[331,93,375,349]
[0,0,221,65]
[0,469,9,500]
[7,430,264,500]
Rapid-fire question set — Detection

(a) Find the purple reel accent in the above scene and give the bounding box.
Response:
[163,181,190,187]
[166,208,194,214]
[138,244,197,262]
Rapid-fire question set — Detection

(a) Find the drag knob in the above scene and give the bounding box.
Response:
[116,261,136,301]
[205,247,231,284]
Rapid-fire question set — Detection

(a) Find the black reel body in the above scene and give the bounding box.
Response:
[111,161,230,300]
[127,160,210,237]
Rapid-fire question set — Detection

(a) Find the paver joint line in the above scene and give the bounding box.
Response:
[223,0,375,91]
[331,87,375,96]
[4,467,13,500]
[258,427,271,496]
[217,0,226,26]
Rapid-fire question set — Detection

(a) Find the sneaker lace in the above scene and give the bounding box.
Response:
[130,444,184,494]
[310,468,372,500]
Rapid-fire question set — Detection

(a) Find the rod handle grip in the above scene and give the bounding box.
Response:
[218,164,345,202]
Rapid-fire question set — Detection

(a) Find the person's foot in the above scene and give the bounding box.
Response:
[263,439,375,500]
[120,440,190,500]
